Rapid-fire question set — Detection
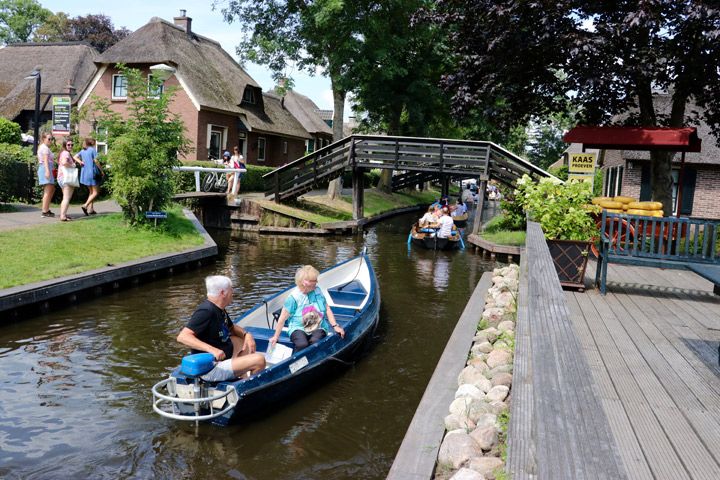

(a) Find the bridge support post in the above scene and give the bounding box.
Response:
[352,167,365,220]
[441,176,450,197]
[472,179,488,235]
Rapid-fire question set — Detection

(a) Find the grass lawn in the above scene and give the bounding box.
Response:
[0,206,205,289]
[352,189,439,216]
[479,230,526,246]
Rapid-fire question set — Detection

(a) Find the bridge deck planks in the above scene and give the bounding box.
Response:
[567,260,720,479]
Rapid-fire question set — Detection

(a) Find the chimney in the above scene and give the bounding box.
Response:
[174,9,192,34]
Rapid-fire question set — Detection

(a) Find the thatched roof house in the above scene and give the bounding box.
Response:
[0,42,98,131]
[78,14,311,165]
[274,89,333,152]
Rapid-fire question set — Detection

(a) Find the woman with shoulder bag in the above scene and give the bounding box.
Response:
[57,139,80,221]
[77,137,103,216]
[37,133,56,218]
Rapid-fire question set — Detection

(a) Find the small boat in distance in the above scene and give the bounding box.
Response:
[152,250,380,426]
[408,223,464,251]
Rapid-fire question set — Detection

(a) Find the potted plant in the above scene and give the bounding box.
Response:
[515,175,600,289]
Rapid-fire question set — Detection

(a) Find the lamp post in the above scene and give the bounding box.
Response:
[24,68,41,155]
[149,63,176,83]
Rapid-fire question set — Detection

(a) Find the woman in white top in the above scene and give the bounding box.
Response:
[418,206,438,226]
[37,133,56,217]
[56,139,79,221]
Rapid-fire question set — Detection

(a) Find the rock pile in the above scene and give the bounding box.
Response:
[435,264,519,480]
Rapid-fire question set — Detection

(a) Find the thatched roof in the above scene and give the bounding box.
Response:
[97,17,262,118]
[0,42,98,120]
[251,92,312,139]
[274,88,332,135]
[620,94,720,166]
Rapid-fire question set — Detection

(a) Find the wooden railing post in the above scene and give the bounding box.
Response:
[472,179,488,235]
[274,173,280,203]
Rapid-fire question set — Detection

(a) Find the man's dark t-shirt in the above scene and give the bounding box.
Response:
[186,299,234,358]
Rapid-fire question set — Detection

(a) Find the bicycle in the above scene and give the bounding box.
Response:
[201,169,228,192]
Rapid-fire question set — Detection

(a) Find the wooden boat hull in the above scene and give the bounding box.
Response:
[452,213,468,227]
[155,253,380,426]
[409,226,462,251]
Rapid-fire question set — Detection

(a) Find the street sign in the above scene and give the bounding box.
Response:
[52,96,71,136]
[568,153,596,173]
[568,174,594,190]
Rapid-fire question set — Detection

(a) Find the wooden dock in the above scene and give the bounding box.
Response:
[508,220,720,479]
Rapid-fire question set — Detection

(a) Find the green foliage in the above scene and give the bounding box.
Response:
[477,318,489,331]
[85,65,189,225]
[526,109,577,169]
[480,230,526,247]
[0,0,50,43]
[0,143,34,203]
[341,168,381,189]
[517,175,600,241]
[0,117,21,144]
[593,167,603,196]
[548,165,569,181]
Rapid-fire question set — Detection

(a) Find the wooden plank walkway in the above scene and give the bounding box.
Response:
[507,222,626,479]
[565,260,720,479]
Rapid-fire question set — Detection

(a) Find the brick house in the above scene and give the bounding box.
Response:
[77,14,310,166]
[599,97,719,219]
[0,42,98,136]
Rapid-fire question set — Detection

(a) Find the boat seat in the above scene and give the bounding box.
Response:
[326,280,367,308]
[179,352,216,378]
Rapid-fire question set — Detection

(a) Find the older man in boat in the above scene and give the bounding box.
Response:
[177,275,266,381]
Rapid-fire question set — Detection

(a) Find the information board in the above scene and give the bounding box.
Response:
[52,96,71,136]
[568,153,596,173]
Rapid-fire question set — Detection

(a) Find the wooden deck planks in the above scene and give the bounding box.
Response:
[507,223,625,479]
[568,259,720,479]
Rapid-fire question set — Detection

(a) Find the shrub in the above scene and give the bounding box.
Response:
[0,118,22,145]
[0,144,36,203]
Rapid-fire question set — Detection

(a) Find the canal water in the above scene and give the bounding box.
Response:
[0,211,496,480]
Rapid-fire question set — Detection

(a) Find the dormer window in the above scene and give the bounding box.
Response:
[242,87,256,104]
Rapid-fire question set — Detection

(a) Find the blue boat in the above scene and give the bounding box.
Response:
[152,251,380,426]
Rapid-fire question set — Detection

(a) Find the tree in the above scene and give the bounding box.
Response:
[220,1,366,199]
[429,1,720,213]
[35,12,129,52]
[0,0,50,44]
[526,110,577,171]
[82,65,189,225]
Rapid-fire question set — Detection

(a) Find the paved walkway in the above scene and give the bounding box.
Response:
[0,200,122,231]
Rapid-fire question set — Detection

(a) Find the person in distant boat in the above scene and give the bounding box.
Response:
[452,198,467,217]
[177,275,266,381]
[437,206,455,239]
[419,205,438,226]
[270,265,345,353]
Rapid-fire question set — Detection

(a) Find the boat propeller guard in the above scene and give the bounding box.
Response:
[152,377,239,422]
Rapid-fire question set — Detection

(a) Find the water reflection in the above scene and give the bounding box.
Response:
[0,211,497,479]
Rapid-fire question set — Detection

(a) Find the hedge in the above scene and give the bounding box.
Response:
[0,144,36,203]
[0,118,22,145]
[173,161,275,193]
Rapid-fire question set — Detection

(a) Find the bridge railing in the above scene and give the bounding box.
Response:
[173,166,246,195]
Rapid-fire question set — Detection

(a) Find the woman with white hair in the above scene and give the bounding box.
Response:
[270,265,345,352]
[177,275,266,382]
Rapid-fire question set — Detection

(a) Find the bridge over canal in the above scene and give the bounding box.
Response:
[263,135,556,224]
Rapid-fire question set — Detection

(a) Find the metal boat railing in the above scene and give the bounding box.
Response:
[152,377,239,421]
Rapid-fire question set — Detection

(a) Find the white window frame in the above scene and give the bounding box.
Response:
[257,137,266,162]
[95,125,109,154]
[112,74,127,100]
[603,165,623,197]
[283,140,288,154]
[206,124,228,160]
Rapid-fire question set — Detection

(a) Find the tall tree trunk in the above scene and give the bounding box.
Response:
[327,82,346,200]
[375,108,402,193]
[650,150,673,214]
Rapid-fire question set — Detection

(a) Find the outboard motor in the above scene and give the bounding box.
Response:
[180,353,215,421]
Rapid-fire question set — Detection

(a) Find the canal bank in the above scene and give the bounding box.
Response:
[0,210,498,479]
[0,208,217,321]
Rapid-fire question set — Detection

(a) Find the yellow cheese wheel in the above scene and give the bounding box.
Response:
[627,201,663,211]
[591,197,613,205]
[626,209,664,217]
[622,203,629,211]
[613,196,636,204]
[598,200,624,209]
[605,209,624,213]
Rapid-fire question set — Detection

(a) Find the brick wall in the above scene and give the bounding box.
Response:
[620,161,644,200]
[246,132,306,167]
[692,167,720,219]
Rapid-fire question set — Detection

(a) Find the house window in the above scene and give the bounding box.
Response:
[148,74,164,98]
[257,137,266,161]
[242,87,256,104]
[283,140,288,154]
[603,165,623,197]
[206,124,228,160]
[95,126,108,154]
[306,139,315,153]
[112,74,127,99]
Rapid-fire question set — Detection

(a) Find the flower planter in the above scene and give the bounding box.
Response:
[546,239,591,290]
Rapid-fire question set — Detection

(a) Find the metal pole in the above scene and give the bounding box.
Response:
[33,74,41,155]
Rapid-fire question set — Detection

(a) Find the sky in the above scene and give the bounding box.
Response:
[39,0,352,119]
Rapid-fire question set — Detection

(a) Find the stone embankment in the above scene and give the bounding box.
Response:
[435,264,519,480]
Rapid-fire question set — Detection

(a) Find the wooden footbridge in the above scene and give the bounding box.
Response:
[263,135,555,220]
